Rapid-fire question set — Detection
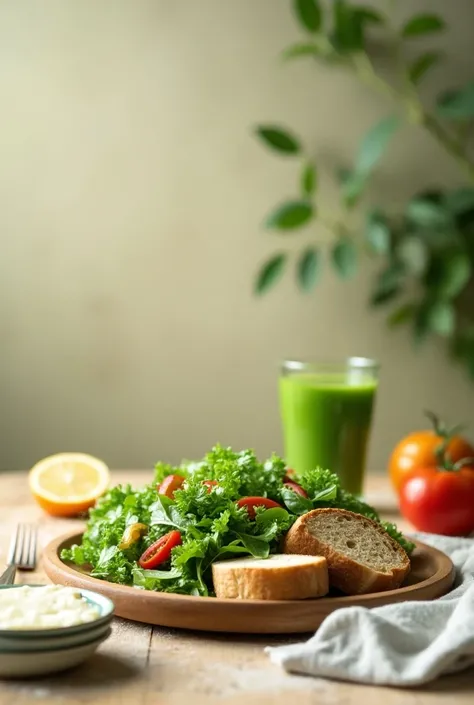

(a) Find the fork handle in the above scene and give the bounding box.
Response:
[0,565,17,585]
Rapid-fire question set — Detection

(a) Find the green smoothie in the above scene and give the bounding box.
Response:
[279,372,377,495]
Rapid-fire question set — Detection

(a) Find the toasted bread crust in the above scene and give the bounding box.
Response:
[283,508,410,595]
[212,555,329,600]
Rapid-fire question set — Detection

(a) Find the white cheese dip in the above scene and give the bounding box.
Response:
[0,585,101,630]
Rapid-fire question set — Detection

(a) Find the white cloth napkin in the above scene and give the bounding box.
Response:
[266,533,474,687]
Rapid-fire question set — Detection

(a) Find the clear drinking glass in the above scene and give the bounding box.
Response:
[279,358,379,496]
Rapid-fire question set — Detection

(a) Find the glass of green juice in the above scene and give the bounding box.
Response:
[279,358,379,496]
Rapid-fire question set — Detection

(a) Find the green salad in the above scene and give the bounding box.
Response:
[62,445,414,596]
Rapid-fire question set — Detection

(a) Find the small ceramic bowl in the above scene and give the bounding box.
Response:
[0,585,115,639]
[0,629,112,678]
[0,621,112,653]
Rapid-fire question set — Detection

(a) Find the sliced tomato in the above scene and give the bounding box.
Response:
[236,496,282,520]
[283,480,308,498]
[157,474,185,499]
[138,530,182,569]
[284,468,296,481]
[202,480,218,493]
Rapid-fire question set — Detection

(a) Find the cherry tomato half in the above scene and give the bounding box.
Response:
[157,474,185,499]
[202,480,218,493]
[138,530,182,569]
[236,496,282,520]
[283,480,308,498]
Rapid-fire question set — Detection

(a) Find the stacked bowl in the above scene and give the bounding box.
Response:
[0,584,114,678]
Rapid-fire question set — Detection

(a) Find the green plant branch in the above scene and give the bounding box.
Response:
[348,52,474,183]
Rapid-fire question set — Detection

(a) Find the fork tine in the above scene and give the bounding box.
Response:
[20,525,33,567]
[28,526,38,568]
[18,525,28,566]
[7,525,20,564]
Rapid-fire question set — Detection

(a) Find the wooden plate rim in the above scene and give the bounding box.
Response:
[43,531,455,607]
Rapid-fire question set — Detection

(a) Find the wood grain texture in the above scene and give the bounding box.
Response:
[0,470,471,705]
[43,532,454,634]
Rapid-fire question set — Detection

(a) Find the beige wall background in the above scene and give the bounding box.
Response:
[1,0,473,472]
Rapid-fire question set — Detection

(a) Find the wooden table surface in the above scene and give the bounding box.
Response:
[0,470,472,705]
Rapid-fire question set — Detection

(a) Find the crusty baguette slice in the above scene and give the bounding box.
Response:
[211,554,329,600]
[283,508,410,595]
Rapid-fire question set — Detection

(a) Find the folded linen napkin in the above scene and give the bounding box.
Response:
[266,533,474,687]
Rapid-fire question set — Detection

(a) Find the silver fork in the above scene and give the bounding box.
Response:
[0,524,38,585]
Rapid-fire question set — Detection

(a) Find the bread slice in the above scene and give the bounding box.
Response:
[211,554,329,600]
[283,508,410,595]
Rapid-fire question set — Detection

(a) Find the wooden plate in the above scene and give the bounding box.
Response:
[43,532,455,634]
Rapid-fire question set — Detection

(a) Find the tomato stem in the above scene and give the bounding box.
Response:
[424,410,468,471]
[453,457,474,472]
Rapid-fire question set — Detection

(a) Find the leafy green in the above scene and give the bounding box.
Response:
[382,522,416,555]
[265,200,313,230]
[408,52,442,84]
[331,237,358,279]
[301,163,317,197]
[355,116,400,178]
[255,125,301,154]
[437,83,474,120]
[293,0,322,34]
[62,445,414,597]
[401,14,445,38]
[297,247,321,292]
[255,254,287,295]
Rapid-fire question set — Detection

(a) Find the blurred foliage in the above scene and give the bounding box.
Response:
[254,0,474,380]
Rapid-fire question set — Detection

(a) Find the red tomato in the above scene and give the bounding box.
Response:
[236,496,282,520]
[284,468,296,481]
[202,480,218,493]
[157,474,185,499]
[138,530,182,569]
[399,466,474,536]
[283,480,308,498]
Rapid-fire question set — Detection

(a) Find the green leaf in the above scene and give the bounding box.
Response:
[282,42,323,61]
[313,484,338,502]
[355,116,399,177]
[437,251,471,298]
[236,533,269,559]
[255,253,286,295]
[331,237,357,279]
[133,567,180,582]
[266,200,313,230]
[355,8,385,26]
[301,162,317,196]
[397,237,428,276]
[427,301,455,337]
[387,303,417,328]
[413,303,431,346]
[437,83,474,120]
[406,199,452,229]
[213,544,255,561]
[293,0,322,33]
[402,14,445,38]
[150,496,186,530]
[255,507,290,527]
[332,0,362,52]
[96,545,117,568]
[297,247,320,292]
[444,188,474,215]
[366,211,390,254]
[370,263,405,306]
[255,125,301,155]
[408,52,442,84]
[338,168,367,208]
[281,487,313,514]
